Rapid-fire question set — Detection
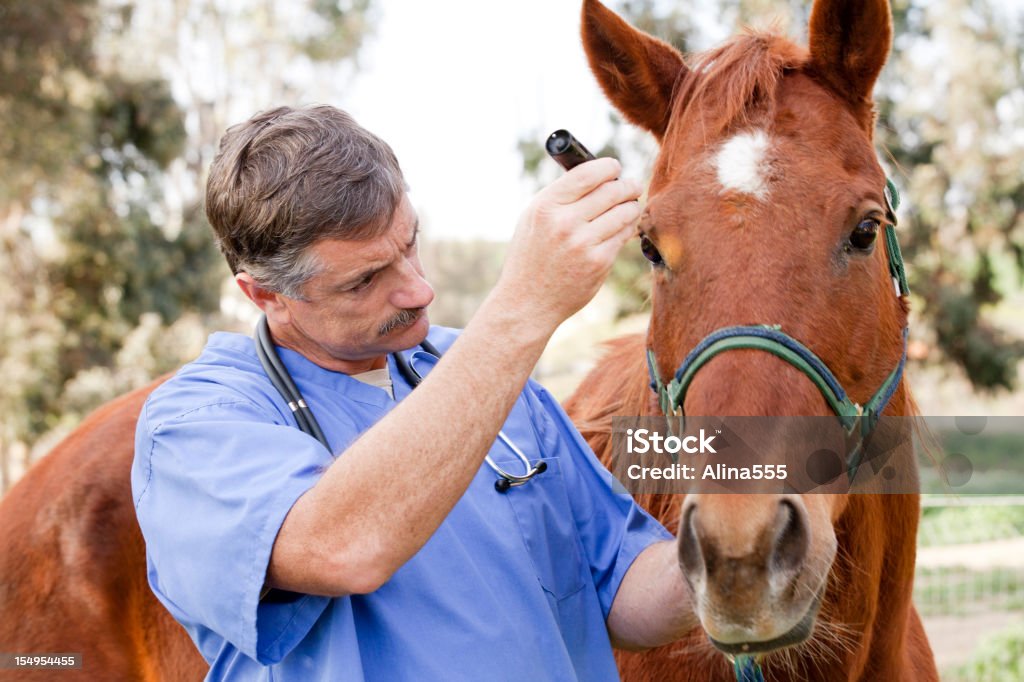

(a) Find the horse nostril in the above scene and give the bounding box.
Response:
[679,503,704,579]
[771,499,809,575]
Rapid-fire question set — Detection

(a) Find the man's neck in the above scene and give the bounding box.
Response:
[269,327,388,376]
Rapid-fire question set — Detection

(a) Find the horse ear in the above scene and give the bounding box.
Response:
[807,0,893,106]
[581,0,687,140]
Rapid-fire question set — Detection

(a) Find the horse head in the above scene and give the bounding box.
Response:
[581,0,922,670]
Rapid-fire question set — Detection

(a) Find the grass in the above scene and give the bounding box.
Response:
[944,622,1024,682]
[918,505,1024,547]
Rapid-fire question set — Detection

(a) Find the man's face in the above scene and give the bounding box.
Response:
[271,194,434,372]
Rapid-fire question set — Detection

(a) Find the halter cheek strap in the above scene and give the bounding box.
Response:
[645,180,909,483]
[885,178,909,297]
[646,325,908,480]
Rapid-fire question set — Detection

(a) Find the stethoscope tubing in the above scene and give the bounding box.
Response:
[254,315,544,491]
[256,316,330,450]
[399,347,545,488]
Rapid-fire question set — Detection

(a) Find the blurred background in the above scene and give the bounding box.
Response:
[1,0,1022,678]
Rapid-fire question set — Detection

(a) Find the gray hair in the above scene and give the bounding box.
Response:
[205,105,407,298]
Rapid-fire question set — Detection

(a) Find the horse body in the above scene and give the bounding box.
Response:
[0,380,205,681]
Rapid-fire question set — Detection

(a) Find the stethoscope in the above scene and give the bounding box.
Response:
[254,315,546,492]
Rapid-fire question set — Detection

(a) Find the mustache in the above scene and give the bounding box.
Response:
[378,308,425,336]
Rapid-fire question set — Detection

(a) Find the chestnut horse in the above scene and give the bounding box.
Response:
[563,0,937,680]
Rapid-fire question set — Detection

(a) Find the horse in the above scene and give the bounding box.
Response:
[562,0,938,679]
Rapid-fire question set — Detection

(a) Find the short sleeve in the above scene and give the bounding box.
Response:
[528,383,673,618]
[132,397,334,665]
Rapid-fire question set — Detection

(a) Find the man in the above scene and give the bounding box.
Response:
[132,105,694,680]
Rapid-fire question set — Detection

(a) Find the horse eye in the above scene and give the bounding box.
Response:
[640,235,664,266]
[849,218,880,251]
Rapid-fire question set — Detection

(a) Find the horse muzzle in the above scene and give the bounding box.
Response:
[678,494,836,654]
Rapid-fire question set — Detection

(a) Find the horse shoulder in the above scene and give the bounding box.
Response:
[564,332,649,462]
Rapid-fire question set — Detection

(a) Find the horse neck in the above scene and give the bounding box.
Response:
[812,380,924,680]
[565,333,685,525]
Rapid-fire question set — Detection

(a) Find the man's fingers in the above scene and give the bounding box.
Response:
[588,197,642,246]
[576,178,643,222]
[501,154,640,326]
[591,221,638,266]
[545,158,623,204]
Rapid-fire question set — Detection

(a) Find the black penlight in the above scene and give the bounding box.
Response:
[545,129,596,171]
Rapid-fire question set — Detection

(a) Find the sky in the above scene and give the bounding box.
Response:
[343,0,1024,242]
[344,0,624,241]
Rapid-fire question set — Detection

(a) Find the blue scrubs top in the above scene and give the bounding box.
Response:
[132,327,671,681]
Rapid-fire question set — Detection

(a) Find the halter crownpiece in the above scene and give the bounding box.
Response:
[645,180,909,483]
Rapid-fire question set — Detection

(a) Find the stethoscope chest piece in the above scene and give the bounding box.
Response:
[494,459,547,493]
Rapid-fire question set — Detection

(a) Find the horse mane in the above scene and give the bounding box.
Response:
[674,30,808,141]
[564,333,685,525]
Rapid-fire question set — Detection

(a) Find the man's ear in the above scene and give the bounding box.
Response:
[235,273,291,326]
[807,0,893,108]
[581,0,687,141]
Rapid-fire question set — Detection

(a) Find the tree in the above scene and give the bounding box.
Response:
[878,0,1024,390]
[0,0,379,491]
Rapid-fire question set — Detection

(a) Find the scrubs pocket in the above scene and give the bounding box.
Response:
[502,456,587,600]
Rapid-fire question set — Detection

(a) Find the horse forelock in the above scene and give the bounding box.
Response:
[670,30,807,146]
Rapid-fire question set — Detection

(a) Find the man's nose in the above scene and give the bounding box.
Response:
[391,260,434,310]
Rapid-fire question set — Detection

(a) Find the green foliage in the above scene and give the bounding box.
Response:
[92,76,187,169]
[302,0,375,62]
[0,0,96,204]
[878,0,1024,390]
[919,505,1024,547]
[608,246,653,317]
[948,622,1024,681]
[0,0,377,489]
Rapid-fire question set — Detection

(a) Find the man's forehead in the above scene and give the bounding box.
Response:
[389,195,419,237]
[312,203,418,271]
[364,194,418,246]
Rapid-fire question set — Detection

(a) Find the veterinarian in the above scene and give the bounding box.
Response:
[132,104,695,680]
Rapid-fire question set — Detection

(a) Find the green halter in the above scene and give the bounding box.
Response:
[645,180,909,483]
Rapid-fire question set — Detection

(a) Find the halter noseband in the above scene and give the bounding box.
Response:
[645,180,909,483]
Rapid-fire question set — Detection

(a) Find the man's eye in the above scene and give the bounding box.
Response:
[349,274,375,292]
